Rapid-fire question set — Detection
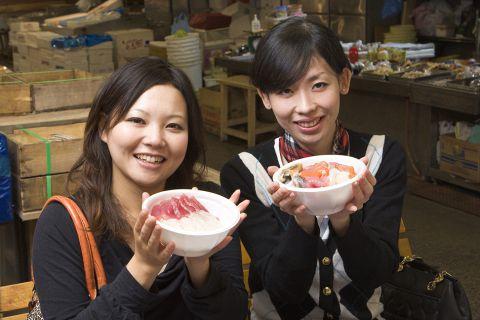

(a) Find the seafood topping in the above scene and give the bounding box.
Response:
[151,194,223,232]
[280,161,356,188]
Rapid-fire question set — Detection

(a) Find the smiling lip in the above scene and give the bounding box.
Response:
[295,117,323,134]
[134,153,166,168]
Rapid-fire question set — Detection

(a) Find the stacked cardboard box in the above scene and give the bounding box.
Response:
[106,28,154,68]
[87,41,114,74]
[53,47,89,71]
[8,22,62,72]
[6,123,85,220]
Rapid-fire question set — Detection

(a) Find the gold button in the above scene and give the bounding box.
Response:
[322,257,331,265]
[322,286,332,296]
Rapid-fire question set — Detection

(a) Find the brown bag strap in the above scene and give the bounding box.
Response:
[43,196,107,300]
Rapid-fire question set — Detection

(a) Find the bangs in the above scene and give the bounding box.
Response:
[252,31,315,94]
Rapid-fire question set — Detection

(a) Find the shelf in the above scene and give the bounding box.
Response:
[428,166,480,193]
[417,36,474,44]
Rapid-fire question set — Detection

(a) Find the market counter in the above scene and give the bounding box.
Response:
[215,56,480,201]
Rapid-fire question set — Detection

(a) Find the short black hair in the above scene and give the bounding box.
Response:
[251,16,350,94]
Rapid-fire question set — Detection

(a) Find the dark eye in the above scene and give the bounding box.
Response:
[127,117,145,124]
[166,123,184,130]
[313,82,327,89]
[278,88,293,95]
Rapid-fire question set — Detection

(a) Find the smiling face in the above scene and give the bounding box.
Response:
[101,84,189,194]
[258,56,351,155]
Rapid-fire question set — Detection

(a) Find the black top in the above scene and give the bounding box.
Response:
[32,182,248,320]
[220,130,407,319]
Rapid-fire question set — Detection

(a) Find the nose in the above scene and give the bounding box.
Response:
[295,89,316,114]
[144,124,166,147]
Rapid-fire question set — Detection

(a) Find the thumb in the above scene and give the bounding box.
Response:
[359,156,369,166]
[142,192,150,202]
[267,166,279,177]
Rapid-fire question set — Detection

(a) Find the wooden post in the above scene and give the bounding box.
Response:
[220,83,228,142]
[247,88,256,147]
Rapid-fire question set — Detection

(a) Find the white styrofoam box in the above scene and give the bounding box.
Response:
[9,21,40,32]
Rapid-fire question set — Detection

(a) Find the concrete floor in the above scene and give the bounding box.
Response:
[203,132,480,319]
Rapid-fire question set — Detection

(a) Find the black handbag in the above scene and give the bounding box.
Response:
[381,256,472,320]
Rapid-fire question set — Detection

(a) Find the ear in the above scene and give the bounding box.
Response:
[257,89,271,109]
[339,68,352,95]
[99,114,108,143]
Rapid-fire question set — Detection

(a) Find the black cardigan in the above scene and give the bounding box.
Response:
[220,130,406,319]
[32,182,248,320]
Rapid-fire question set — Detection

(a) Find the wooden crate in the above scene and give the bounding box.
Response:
[198,87,222,135]
[439,134,480,183]
[14,172,80,213]
[10,70,104,112]
[0,74,31,115]
[7,122,85,178]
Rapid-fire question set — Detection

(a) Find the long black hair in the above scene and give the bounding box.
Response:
[68,56,206,240]
[251,15,351,94]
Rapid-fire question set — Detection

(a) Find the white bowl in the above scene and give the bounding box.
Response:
[142,189,240,257]
[272,155,366,216]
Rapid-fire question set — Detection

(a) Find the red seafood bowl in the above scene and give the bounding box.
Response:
[142,189,240,257]
[272,155,366,216]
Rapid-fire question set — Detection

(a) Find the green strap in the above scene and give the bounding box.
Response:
[19,128,52,198]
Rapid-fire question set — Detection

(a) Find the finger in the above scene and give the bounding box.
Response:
[271,188,294,206]
[365,170,377,186]
[360,156,369,166]
[351,181,366,208]
[267,182,280,195]
[134,209,149,235]
[277,192,297,210]
[228,212,247,236]
[192,187,198,190]
[139,216,157,243]
[147,224,163,249]
[359,175,374,198]
[142,192,150,202]
[209,236,233,256]
[159,241,175,262]
[293,205,307,216]
[229,189,241,204]
[237,199,250,213]
[344,201,358,212]
[267,166,279,177]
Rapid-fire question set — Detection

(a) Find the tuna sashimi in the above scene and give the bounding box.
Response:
[151,194,223,232]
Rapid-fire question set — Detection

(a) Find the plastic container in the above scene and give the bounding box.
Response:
[0,134,13,224]
[166,32,203,90]
[251,14,261,33]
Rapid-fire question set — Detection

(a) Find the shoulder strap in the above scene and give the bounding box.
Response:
[43,196,107,299]
[365,135,385,177]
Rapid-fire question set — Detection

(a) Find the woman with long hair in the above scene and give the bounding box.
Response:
[32,56,249,319]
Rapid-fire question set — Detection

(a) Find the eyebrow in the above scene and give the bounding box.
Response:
[129,108,186,120]
[130,108,149,115]
[306,72,326,82]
